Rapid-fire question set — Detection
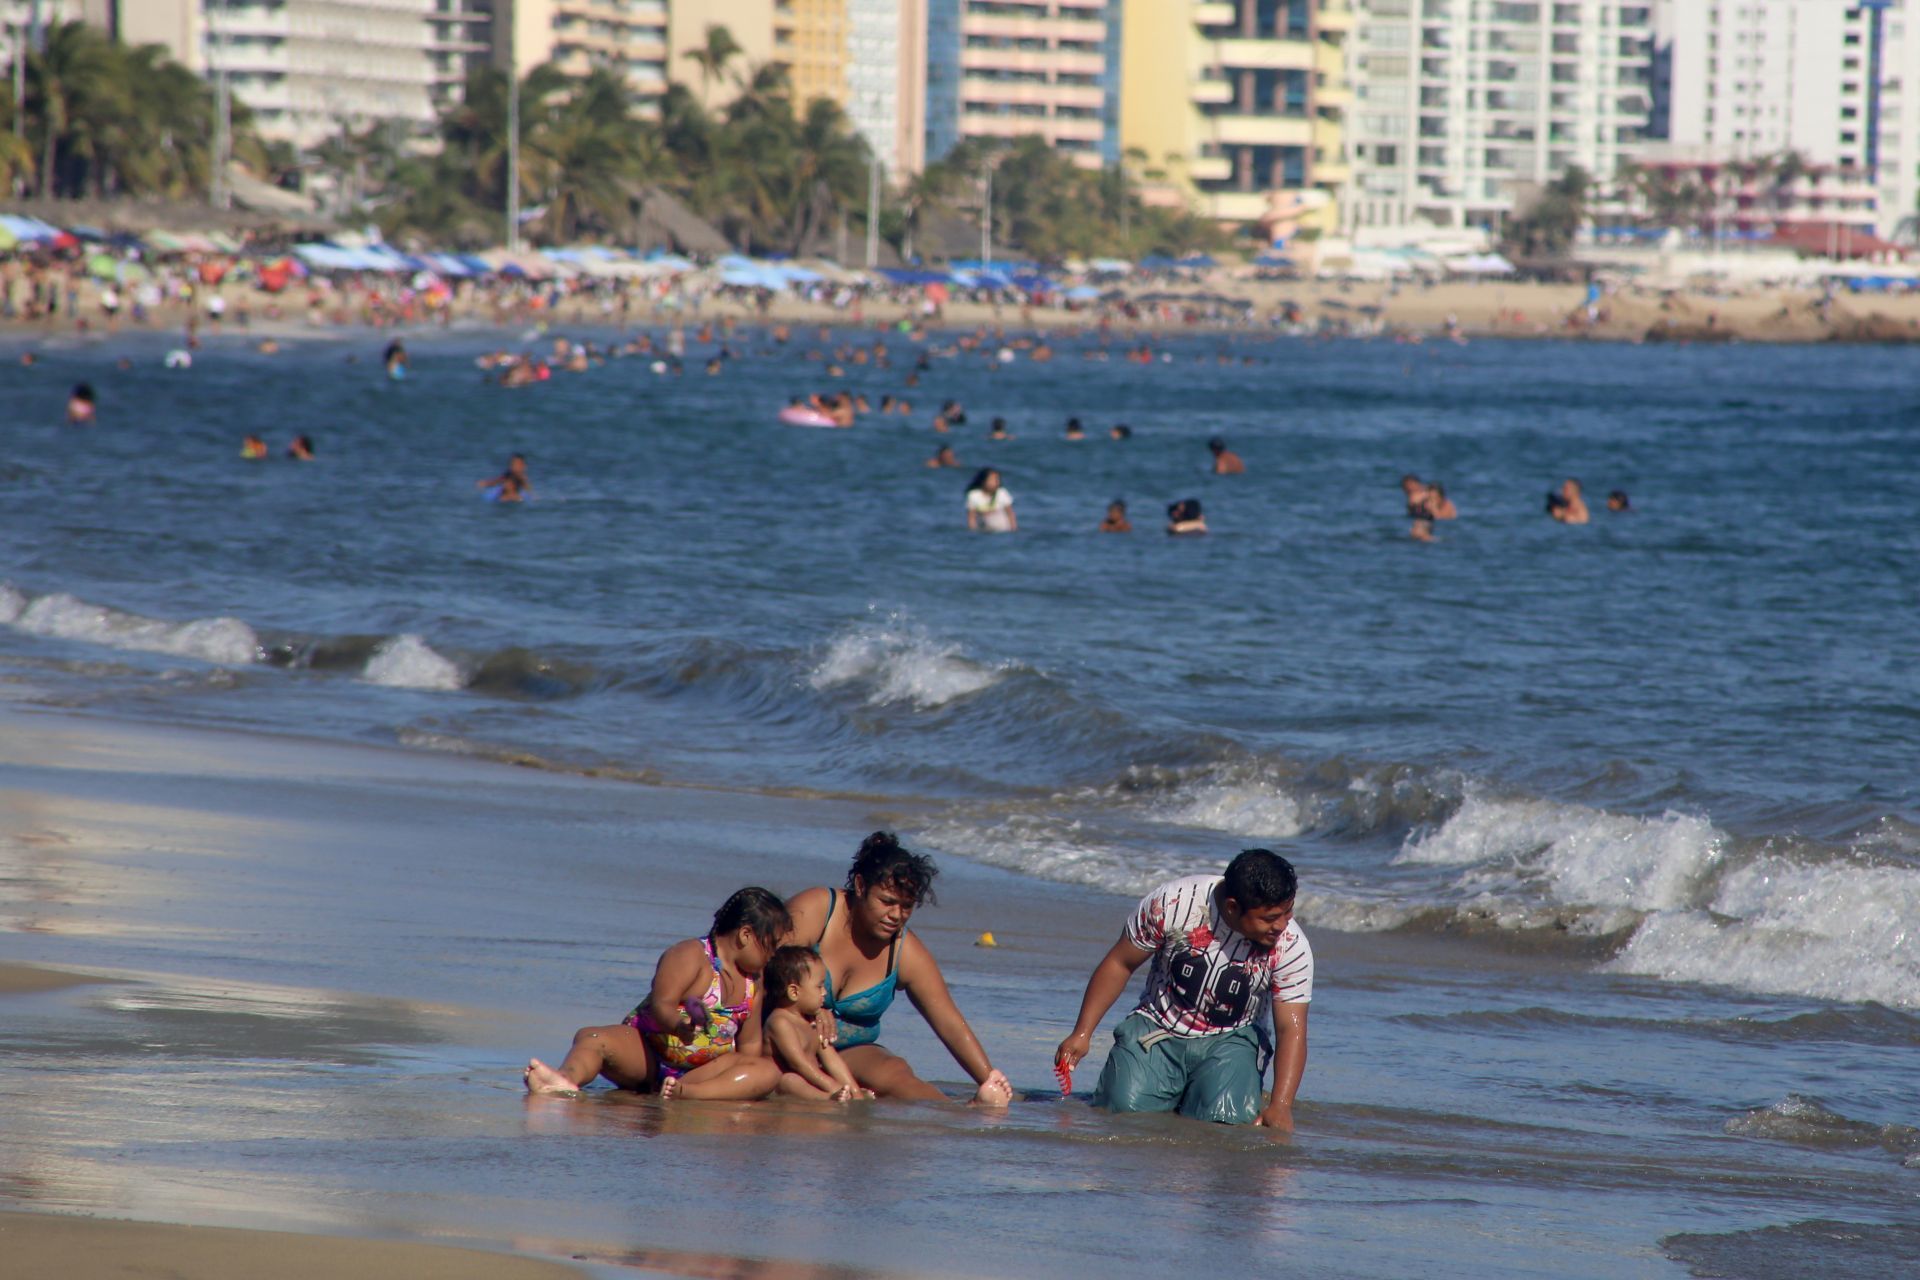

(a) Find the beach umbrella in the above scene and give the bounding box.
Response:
[1064,285,1103,301]
[85,251,120,278]
[0,223,16,251]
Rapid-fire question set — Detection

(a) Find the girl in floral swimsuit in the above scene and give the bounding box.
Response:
[523,887,790,1101]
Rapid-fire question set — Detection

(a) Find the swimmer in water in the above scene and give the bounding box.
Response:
[926,444,959,469]
[1208,437,1246,475]
[965,467,1017,533]
[287,434,316,461]
[1099,500,1132,533]
[988,418,1012,441]
[383,339,408,377]
[66,383,96,425]
[1607,489,1631,512]
[1166,498,1208,535]
[1547,478,1589,524]
[1064,418,1086,441]
[1401,474,1437,542]
[240,434,268,460]
[479,453,531,501]
[1110,424,1132,441]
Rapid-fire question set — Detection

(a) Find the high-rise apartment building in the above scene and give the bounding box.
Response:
[785,0,851,111]
[1656,0,1915,238]
[492,0,669,98]
[1348,0,1652,231]
[924,0,1115,170]
[1119,0,1353,228]
[490,1,786,115]
[428,0,493,109]
[114,1,448,149]
[846,0,927,175]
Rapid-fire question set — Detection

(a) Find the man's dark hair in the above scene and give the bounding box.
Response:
[1222,848,1297,910]
[846,831,939,906]
[762,945,820,1006]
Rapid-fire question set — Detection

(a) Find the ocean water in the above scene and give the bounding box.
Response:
[1,323,1917,1275]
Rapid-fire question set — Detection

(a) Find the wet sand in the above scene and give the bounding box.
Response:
[0,705,1442,1277]
[0,1211,590,1279]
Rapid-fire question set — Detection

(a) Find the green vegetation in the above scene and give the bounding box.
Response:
[378,47,1224,260]
[6,19,1225,261]
[0,20,278,201]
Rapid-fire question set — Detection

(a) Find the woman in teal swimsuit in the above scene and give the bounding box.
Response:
[784,833,1012,1105]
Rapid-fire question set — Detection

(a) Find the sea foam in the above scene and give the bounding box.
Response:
[10,590,260,665]
[809,620,1002,709]
[1400,792,1725,913]
[362,634,465,691]
[1150,773,1308,841]
[1607,857,1920,1008]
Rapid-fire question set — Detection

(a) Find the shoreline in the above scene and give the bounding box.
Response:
[3,277,1917,346]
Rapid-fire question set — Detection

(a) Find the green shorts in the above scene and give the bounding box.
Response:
[1091,1012,1268,1124]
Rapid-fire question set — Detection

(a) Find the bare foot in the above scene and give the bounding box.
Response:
[658,1075,681,1101]
[523,1058,581,1097]
[971,1069,1013,1107]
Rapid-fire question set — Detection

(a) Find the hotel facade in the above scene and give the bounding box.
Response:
[1346,0,1653,232]
[1119,0,1353,229]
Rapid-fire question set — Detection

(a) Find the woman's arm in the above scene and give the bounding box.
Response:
[1003,503,1018,531]
[897,933,995,1084]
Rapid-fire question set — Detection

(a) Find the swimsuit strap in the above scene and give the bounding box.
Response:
[813,889,836,950]
[701,934,753,1010]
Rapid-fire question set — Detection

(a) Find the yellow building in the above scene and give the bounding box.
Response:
[1119,0,1350,234]
[783,0,851,113]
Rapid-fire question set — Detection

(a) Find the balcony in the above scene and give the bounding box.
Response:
[1316,2,1355,34]
[1211,115,1314,146]
[1192,77,1234,105]
[1209,38,1315,71]
[1190,153,1233,181]
[1316,84,1353,109]
[1312,160,1351,184]
[1199,190,1273,222]
[1194,1,1236,24]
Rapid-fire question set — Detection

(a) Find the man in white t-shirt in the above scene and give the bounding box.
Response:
[1055,849,1312,1128]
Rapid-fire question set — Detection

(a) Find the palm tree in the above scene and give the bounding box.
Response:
[25,21,123,197]
[519,69,651,241]
[682,24,744,108]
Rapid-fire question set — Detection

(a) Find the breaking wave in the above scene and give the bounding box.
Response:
[809,619,1007,709]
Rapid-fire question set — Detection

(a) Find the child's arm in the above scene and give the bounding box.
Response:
[641,939,712,1039]
[766,1010,845,1095]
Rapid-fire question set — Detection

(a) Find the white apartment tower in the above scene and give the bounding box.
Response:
[1659,0,1918,238]
[114,1,473,148]
[1349,0,1654,230]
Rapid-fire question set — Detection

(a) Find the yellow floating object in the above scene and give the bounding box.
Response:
[975,931,998,948]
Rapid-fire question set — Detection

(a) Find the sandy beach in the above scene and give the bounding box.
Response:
[9,271,1920,348]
